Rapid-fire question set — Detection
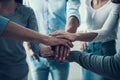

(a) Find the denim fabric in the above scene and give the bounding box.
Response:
[27,57,69,80]
[82,40,116,80]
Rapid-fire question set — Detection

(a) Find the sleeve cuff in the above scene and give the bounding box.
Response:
[67,13,80,24]
[0,16,10,35]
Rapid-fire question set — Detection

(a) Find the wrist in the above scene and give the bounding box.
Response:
[42,36,51,45]
[73,33,79,41]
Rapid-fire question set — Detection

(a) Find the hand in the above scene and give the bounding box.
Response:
[80,42,87,50]
[23,42,39,61]
[50,30,77,42]
[40,45,55,60]
[47,36,73,48]
[52,45,70,62]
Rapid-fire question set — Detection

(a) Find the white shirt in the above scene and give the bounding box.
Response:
[23,0,80,34]
[85,0,120,42]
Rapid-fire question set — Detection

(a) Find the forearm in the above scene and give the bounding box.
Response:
[68,51,120,79]
[74,32,98,42]
[65,16,79,33]
[2,21,50,43]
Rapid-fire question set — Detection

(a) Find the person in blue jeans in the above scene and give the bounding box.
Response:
[23,0,80,80]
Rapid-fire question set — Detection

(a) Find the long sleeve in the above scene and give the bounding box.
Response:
[91,3,120,42]
[0,16,9,35]
[26,8,41,55]
[68,51,120,80]
[66,0,80,23]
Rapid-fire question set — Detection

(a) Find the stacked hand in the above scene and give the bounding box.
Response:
[46,35,73,48]
[41,30,77,62]
[50,30,77,42]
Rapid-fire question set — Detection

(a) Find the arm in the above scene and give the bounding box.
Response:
[73,3,120,42]
[74,3,120,42]
[51,3,120,42]
[66,0,80,32]
[54,0,80,61]
[90,3,120,42]
[0,16,72,47]
[2,21,51,43]
[68,51,120,80]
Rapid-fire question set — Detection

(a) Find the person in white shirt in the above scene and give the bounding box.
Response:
[78,0,118,80]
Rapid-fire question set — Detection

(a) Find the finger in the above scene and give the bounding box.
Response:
[56,35,70,41]
[55,46,60,59]
[80,43,83,50]
[63,47,69,61]
[50,30,64,36]
[59,46,64,61]
[83,43,87,49]
[66,48,70,57]
[66,40,73,48]
[61,39,73,48]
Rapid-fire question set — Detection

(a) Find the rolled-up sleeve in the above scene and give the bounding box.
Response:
[0,16,10,35]
[66,0,80,23]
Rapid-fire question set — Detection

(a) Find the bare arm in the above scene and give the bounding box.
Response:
[51,3,120,42]
[2,21,50,43]
[1,21,73,47]
[66,0,80,33]
[54,0,80,61]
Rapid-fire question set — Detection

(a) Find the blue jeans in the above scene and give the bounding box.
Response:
[27,57,69,80]
[82,40,116,80]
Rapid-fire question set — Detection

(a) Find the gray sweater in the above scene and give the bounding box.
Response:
[68,51,120,80]
[0,4,40,80]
